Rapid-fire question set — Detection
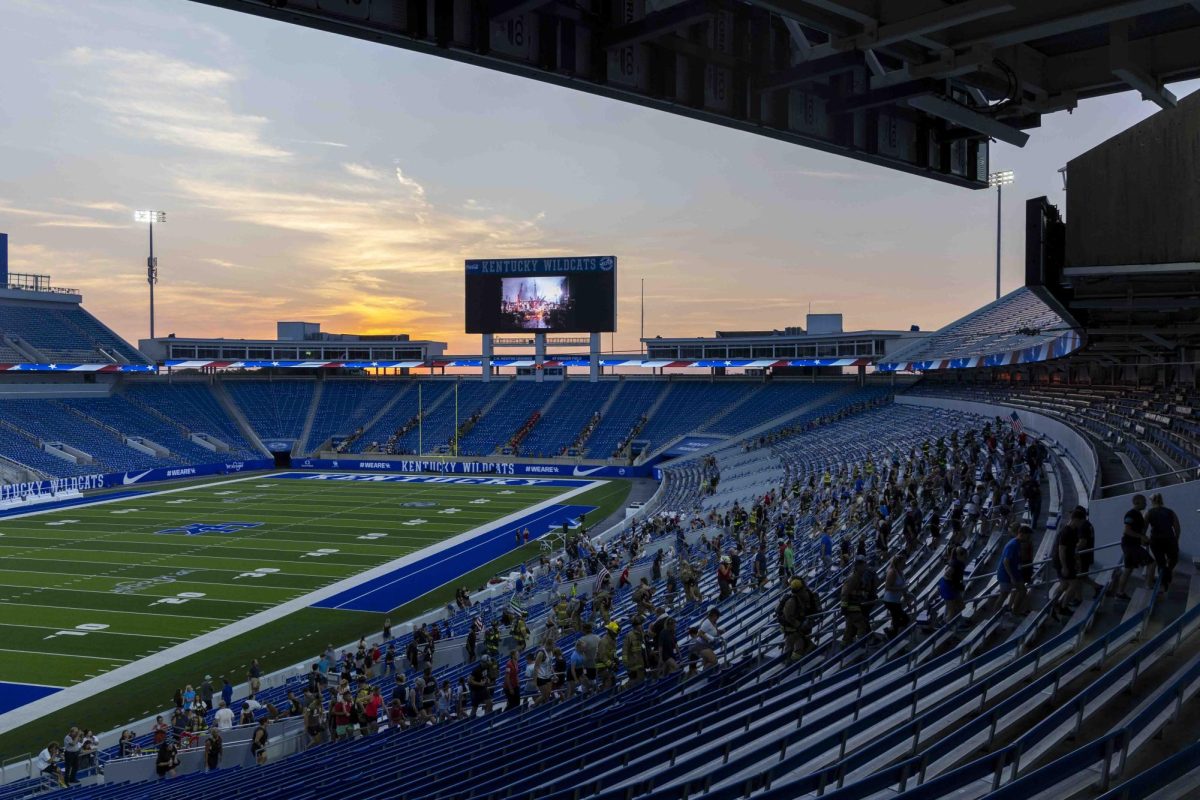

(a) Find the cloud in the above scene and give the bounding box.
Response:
[61,200,128,212]
[394,166,426,198]
[343,163,385,181]
[293,139,349,148]
[0,201,126,229]
[61,47,291,160]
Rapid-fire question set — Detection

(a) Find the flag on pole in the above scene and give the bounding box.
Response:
[508,593,524,616]
[593,565,610,594]
[1009,411,1024,435]
[472,615,484,635]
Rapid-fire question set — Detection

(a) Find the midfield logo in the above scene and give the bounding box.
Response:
[156,522,264,536]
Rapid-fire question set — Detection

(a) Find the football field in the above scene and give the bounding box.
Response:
[0,472,599,707]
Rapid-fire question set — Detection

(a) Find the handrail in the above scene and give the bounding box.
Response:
[1099,464,1200,491]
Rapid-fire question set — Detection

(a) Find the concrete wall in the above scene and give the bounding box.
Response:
[1087,479,1200,558]
[1066,90,1200,267]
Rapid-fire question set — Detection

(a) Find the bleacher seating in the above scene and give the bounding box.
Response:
[637,381,757,453]
[699,382,839,435]
[122,382,258,458]
[457,381,555,456]
[910,382,1200,487]
[303,380,401,454]
[391,381,496,454]
[581,380,666,458]
[0,303,149,364]
[882,286,1080,367]
[58,396,218,464]
[223,380,315,443]
[0,424,97,477]
[0,400,175,473]
[7,377,1200,799]
[352,382,448,454]
[519,380,617,457]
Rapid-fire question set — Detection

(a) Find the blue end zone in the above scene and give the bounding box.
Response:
[312,503,597,613]
[0,490,147,519]
[0,682,61,716]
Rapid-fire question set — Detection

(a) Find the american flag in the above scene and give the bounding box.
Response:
[472,616,484,634]
[508,593,524,616]
[1009,411,1024,435]
[593,565,610,594]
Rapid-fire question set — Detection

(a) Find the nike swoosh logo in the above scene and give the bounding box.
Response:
[572,466,604,476]
[123,470,153,485]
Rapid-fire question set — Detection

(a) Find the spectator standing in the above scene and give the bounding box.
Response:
[939,547,968,622]
[881,555,915,636]
[200,675,214,710]
[1146,493,1182,592]
[1116,494,1152,600]
[778,577,819,660]
[247,659,262,696]
[155,740,179,780]
[213,701,234,731]
[503,650,521,711]
[839,558,874,645]
[696,608,723,669]
[1052,509,1085,617]
[250,719,269,766]
[997,525,1031,613]
[204,726,223,771]
[62,727,82,785]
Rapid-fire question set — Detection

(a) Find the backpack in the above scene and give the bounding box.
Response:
[775,592,795,625]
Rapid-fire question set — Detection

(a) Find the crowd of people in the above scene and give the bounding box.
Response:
[32,409,1187,789]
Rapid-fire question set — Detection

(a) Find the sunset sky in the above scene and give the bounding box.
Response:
[1,0,1196,355]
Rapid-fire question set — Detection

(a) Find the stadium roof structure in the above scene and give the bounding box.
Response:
[191,0,1200,188]
[877,285,1082,372]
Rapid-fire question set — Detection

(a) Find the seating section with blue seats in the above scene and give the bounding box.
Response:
[0,424,97,477]
[390,381,497,454]
[303,381,402,454]
[121,382,258,458]
[58,396,219,464]
[0,304,149,364]
[581,380,668,457]
[457,381,556,456]
[519,380,617,457]
[0,400,175,473]
[47,397,1083,800]
[636,381,758,452]
[700,382,842,435]
[350,382,448,454]
[223,381,315,442]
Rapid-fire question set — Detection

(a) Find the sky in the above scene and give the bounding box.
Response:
[0,0,1195,355]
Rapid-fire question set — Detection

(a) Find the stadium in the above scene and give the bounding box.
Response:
[2,1,1200,799]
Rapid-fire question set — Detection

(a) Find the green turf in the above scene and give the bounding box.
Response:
[0,474,631,756]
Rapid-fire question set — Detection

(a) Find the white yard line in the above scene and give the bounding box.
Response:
[0,476,606,732]
[0,648,131,663]
[0,622,187,641]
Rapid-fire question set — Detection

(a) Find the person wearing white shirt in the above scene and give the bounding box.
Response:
[213,701,234,731]
[35,743,63,785]
[690,608,723,670]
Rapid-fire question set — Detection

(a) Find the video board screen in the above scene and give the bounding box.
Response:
[464,256,617,334]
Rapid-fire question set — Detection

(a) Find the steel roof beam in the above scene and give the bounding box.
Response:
[761,50,864,91]
[831,0,1015,51]
[604,0,718,49]
[942,0,1189,49]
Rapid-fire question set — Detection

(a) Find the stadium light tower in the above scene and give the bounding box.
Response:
[134,210,165,339]
[987,171,1013,301]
